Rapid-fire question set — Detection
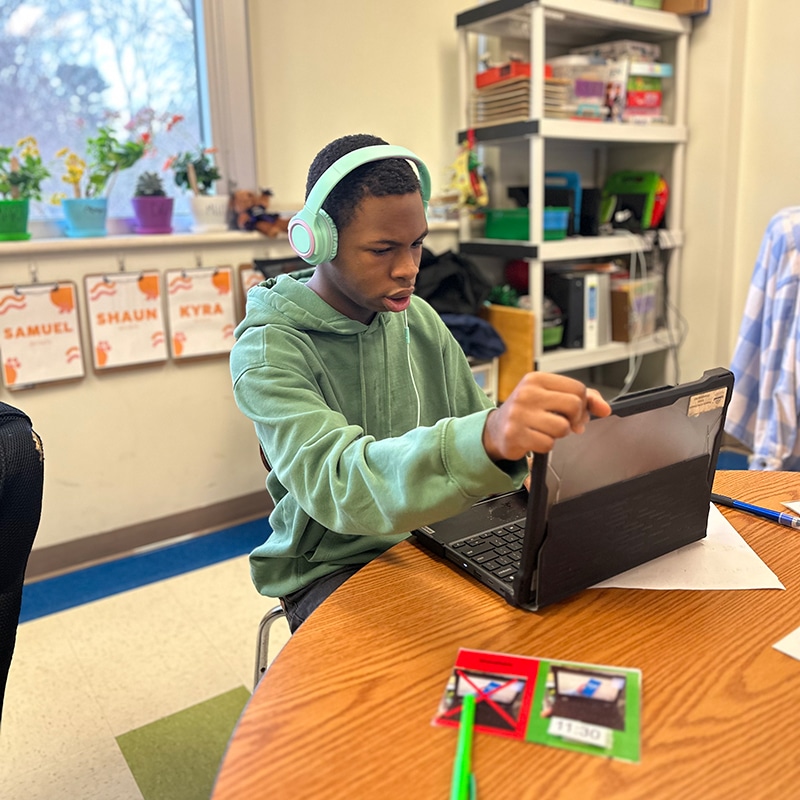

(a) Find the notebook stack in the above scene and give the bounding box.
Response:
[544,77,573,118]
[471,76,530,126]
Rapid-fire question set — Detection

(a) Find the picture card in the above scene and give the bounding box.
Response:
[434,648,641,762]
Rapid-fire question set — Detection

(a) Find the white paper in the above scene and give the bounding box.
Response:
[782,501,800,514]
[591,504,784,591]
[774,627,800,661]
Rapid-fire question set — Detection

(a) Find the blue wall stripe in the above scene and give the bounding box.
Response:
[20,517,271,624]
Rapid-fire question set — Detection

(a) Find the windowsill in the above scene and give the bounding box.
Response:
[2,219,459,257]
[3,228,270,257]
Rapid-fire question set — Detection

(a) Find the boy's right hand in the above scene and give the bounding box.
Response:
[482,372,611,463]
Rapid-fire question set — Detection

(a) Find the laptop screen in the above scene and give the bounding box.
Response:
[554,669,624,702]
[542,381,730,510]
[518,368,734,609]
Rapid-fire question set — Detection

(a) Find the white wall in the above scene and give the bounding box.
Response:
[679,0,800,380]
[2,238,272,552]
[247,0,467,210]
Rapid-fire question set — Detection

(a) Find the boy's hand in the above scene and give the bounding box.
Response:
[482,372,612,463]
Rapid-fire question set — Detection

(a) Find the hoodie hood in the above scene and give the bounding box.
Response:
[234,271,374,341]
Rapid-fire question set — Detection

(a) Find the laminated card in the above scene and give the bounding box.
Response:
[165,266,237,359]
[0,282,85,388]
[84,271,168,370]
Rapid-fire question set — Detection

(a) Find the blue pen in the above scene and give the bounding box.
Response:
[450,693,477,800]
[711,492,800,530]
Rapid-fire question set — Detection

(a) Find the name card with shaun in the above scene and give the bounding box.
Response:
[84,271,168,370]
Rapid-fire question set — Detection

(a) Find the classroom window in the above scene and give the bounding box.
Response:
[0,0,254,222]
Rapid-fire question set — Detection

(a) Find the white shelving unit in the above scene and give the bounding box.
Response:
[455,0,692,378]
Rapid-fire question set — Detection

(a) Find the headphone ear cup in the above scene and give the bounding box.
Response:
[315,209,338,264]
[288,207,339,265]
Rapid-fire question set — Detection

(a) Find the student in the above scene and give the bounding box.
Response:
[230,134,610,632]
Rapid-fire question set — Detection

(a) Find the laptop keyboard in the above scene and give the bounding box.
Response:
[450,522,526,583]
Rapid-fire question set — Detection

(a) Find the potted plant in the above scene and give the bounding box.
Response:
[131,171,173,234]
[164,121,227,232]
[0,137,51,241]
[55,120,151,237]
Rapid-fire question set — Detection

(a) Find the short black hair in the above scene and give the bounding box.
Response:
[305,133,422,231]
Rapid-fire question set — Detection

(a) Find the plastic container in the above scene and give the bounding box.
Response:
[485,208,528,240]
[543,206,570,240]
[476,61,531,89]
[485,207,571,240]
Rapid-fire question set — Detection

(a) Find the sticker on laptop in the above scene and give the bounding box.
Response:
[433,648,641,762]
[687,387,728,417]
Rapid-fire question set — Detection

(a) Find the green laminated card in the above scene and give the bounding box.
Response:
[434,648,642,762]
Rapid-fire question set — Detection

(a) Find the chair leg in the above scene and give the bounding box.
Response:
[254,605,288,688]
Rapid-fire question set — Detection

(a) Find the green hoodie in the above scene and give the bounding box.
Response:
[230,272,526,598]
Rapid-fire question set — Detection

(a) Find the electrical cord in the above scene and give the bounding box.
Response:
[609,228,684,398]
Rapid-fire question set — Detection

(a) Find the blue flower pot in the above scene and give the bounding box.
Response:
[62,198,108,238]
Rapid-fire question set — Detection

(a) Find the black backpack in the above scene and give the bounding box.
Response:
[415,248,492,316]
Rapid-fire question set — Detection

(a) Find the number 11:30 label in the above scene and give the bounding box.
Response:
[547,716,612,749]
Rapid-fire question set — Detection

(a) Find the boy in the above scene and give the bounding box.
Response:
[230,134,610,631]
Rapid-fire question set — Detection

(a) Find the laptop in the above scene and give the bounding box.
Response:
[549,666,627,731]
[413,367,734,611]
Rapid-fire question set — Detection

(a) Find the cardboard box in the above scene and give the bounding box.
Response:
[661,0,709,14]
[610,277,661,342]
[479,304,535,402]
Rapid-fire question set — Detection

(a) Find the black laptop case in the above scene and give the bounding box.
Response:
[413,367,734,611]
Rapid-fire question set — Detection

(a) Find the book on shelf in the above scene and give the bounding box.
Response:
[629,62,673,77]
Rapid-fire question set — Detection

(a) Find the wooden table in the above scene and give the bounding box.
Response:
[213,471,800,799]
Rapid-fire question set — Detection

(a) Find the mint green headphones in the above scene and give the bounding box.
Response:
[288,145,431,266]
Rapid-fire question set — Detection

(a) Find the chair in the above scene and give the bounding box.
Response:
[0,403,44,724]
[254,605,288,688]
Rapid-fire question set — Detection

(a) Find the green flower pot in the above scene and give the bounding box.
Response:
[62,197,108,238]
[0,198,31,241]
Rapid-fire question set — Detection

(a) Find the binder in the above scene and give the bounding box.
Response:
[583,272,612,349]
[545,271,611,350]
[544,272,584,348]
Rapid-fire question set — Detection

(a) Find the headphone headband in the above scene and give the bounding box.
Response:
[288,144,431,265]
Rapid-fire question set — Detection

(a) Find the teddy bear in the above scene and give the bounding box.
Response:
[231,188,289,237]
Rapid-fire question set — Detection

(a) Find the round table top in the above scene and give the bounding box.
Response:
[213,470,800,800]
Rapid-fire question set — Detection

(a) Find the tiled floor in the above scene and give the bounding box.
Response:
[0,552,291,799]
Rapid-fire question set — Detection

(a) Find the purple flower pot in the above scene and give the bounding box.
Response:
[132,196,174,234]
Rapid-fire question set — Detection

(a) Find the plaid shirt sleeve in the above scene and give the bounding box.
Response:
[726,207,800,470]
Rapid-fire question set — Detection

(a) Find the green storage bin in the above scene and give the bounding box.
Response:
[485,208,529,240]
[485,206,572,241]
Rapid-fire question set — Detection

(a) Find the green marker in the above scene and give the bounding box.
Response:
[450,692,477,800]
